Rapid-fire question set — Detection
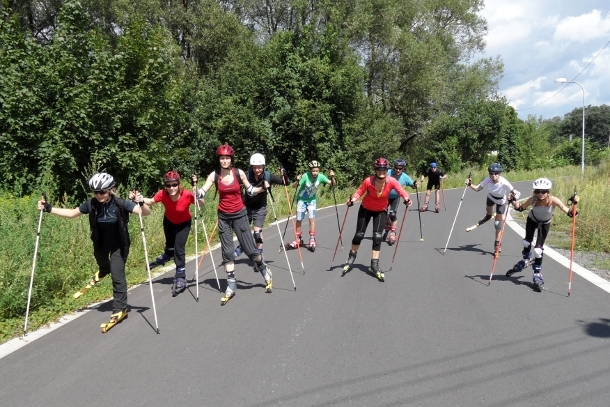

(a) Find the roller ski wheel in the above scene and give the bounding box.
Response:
[369,269,385,282]
[420,203,428,212]
[73,272,104,299]
[221,292,235,306]
[341,264,351,276]
[466,223,478,232]
[342,251,357,276]
[506,267,518,277]
[172,277,186,297]
[101,309,128,333]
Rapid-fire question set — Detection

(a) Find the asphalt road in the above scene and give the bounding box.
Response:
[1,181,609,407]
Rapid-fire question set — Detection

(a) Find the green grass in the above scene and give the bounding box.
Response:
[1,162,608,343]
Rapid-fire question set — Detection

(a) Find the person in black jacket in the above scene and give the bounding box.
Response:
[234,153,288,261]
[37,172,151,328]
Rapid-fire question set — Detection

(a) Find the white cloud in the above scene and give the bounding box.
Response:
[554,10,610,43]
[504,77,546,109]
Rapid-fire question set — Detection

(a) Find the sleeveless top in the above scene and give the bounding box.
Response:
[528,199,555,224]
[217,168,245,214]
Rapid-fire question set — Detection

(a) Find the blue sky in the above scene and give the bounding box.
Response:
[478,0,610,120]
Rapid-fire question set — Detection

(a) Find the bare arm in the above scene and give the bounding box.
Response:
[37,200,83,218]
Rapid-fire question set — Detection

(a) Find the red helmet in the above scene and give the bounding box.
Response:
[374,157,389,170]
[216,144,235,157]
[163,171,180,183]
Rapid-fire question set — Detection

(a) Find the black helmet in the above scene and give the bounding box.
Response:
[488,163,503,174]
[394,158,406,167]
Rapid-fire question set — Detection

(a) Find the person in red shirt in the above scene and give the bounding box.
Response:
[194,144,271,305]
[342,158,412,281]
[139,171,203,295]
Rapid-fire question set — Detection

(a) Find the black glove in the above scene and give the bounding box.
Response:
[43,202,52,213]
[567,209,578,218]
[403,199,412,207]
[412,181,419,189]
[346,199,354,207]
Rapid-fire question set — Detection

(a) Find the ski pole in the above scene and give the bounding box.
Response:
[280,170,304,272]
[24,192,46,336]
[443,171,471,254]
[388,200,409,272]
[267,187,296,290]
[201,217,221,291]
[330,171,343,249]
[414,184,423,242]
[136,196,160,334]
[331,205,350,264]
[279,167,298,244]
[440,180,446,210]
[192,179,200,301]
[488,202,511,285]
[197,221,217,268]
[567,187,579,296]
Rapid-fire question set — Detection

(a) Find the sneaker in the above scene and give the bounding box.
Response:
[420,203,428,212]
[154,253,172,266]
[234,245,243,258]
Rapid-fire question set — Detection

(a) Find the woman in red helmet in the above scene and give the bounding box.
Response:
[193,144,271,305]
[342,158,412,282]
[135,171,203,296]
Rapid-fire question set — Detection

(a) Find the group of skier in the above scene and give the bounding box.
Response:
[35,143,579,331]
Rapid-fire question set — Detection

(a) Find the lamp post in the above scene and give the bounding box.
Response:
[555,78,585,177]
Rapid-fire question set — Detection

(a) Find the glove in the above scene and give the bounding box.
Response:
[246,185,255,196]
[465,178,471,186]
[403,199,412,207]
[43,202,52,213]
[508,194,515,203]
[412,181,419,189]
[134,192,144,206]
[346,199,354,207]
[568,194,580,205]
[511,189,521,200]
[197,188,206,199]
[567,209,578,218]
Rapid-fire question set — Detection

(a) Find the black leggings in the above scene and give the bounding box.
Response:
[162,217,192,268]
[524,217,550,266]
[94,246,127,312]
[352,206,387,251]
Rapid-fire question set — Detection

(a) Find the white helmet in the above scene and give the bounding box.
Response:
[532,178,552,190]
[250,153,265,166]
[88,173,115,191]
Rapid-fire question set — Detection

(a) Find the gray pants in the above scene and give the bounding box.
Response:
[218,208,260,264]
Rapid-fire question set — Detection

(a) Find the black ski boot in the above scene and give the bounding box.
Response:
[370,259,384,282]
[532,265,544,292]
[506,252,531,277]
[342,250,357,276]
[172,267,187,296]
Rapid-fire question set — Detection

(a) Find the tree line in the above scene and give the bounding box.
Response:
[1,0,608,200]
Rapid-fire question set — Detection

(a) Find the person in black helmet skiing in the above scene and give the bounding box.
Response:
[420,162,446,213]
[37,172,151,330]
[465,163,520,255]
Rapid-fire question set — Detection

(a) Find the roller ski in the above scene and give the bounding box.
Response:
[435,203,440,213]
[101,309,128,333]
[369,259,384,282]
[254,262,273,293]
[221,273,237,305]
[532,265,544,292]
[466,213,496,232]
[283,235,304,251]
[171,267,187,296]
[73,271,104,299]
[420,202,428,212]
[220,291,235,305]
[152,252,173,267]
[506,252,532,277]
[265,271,273,293]
[308,236,317,252]
[342,250,357,276]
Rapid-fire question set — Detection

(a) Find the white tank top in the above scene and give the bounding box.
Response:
[528,202,555,224]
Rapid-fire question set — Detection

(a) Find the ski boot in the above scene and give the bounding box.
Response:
[153,252,173,266]
[532,265,544,292]
[308,232,317,252]
[387,230,397,246]
[493,240,501,258]
[506,251,532,277]
[73,271,104,299]
[369,259,384,282]
[172,267,187,296]
[285,233,304,251]
[221,273,237,305]
[101,309,128,333]
[234,245,243,258]
[435,203,440,213]
[253,248,264,271]
[254,261,272,293]
[420,202,428,212]
[342,250,357,276]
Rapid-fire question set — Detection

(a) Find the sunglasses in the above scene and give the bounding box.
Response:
[375,167,388,172]
[93,190,109,195]
[489,172,500,176]
[165,183,179,188]
[394,167,404,171]
[534,189,549,194]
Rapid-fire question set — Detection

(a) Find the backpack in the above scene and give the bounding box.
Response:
[87,195,132,260]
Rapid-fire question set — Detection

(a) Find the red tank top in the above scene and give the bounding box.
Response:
[217,168,245,214]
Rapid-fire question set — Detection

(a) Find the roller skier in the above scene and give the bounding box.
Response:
[420,162,446,213]
[384,158,418,245]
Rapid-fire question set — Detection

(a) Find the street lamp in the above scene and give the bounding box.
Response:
[555,78,585,176]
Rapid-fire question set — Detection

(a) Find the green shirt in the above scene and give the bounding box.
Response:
[296,172,330,202]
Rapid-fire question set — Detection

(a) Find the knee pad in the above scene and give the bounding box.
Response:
[352,231,365,245]
[522,239,531,249]
[253,230,263,244]
[479,214,492,225]
[494,220,502,231]
[534,247,543,259]
[372,232,383,246]
[389,210,397,222]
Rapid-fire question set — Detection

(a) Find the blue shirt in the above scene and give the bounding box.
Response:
[387,170,414,199]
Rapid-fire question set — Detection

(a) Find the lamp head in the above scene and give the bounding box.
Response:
[555,78,567,84]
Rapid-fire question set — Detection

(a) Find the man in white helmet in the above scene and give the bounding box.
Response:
[234,153,289,261]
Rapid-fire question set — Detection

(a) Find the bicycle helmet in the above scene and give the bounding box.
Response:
[216,144,235,157]
[88,173,115,191]
[488,163,503,173]
[163,171,180,183]
[394,158,407,167]
[250,153,266,166]
[308,160,321,169]
[374,158,389,170]
[532,178,552,190]
[430,162,437,168]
